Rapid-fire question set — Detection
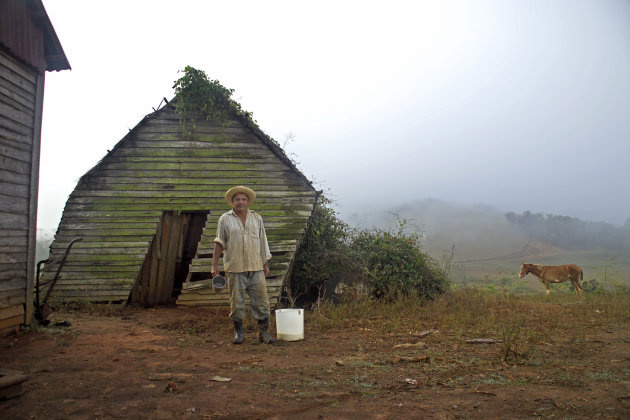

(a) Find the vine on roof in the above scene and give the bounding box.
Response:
[172,66,257,140]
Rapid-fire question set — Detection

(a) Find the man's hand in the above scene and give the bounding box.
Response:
[263,263,270,278]
[211,264,219,278]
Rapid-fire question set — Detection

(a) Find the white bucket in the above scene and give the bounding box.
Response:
[275,308,304,341]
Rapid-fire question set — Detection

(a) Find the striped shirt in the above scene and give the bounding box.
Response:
[214,209,272,273]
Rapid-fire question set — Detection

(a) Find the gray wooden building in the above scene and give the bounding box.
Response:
[0,0,70,332]
[40,94,319,308]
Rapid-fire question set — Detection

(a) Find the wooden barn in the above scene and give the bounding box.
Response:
[0,0,70,332]
[39,76,319,308]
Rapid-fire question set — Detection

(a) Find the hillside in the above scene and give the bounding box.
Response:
[345,199,630,291]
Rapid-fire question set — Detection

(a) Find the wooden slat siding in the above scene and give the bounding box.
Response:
[0,50,37,325]
[0,154,30,174]
[0,288,26,308]
[42,102,317,305]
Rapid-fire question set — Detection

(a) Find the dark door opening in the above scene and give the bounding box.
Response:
[131,210,209,306]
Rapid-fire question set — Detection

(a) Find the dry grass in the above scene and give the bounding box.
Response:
[309,288,630,368]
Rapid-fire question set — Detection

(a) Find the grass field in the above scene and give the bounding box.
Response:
[444,247,630,293]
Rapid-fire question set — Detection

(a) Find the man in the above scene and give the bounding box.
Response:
[211,186,275,344]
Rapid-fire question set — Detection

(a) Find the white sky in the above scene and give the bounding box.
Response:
[38,0,630,233]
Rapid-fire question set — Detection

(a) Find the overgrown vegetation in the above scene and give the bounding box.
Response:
[172,66,259,141]
[290,198,448,304]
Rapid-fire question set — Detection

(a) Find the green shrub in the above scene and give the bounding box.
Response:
[290,199,448,303]
[582,278,605,293]
[349,226,448,300]
[290,197,351,302]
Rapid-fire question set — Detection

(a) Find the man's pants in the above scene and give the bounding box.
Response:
[227,271,271,322]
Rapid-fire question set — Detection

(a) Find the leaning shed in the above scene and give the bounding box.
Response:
[40,79,319,308]
[0,0,70,331]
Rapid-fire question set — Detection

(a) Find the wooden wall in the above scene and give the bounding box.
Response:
[41,104,318,307]
[0,49,43,331]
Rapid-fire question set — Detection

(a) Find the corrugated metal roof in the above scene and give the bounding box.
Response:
[0,0,70,72]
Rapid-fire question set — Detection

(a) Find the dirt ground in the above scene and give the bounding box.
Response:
[1,304,629,420]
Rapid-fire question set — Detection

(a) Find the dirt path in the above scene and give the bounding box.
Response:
[1,305,629,419]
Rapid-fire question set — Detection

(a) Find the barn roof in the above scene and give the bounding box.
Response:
[0,0,71,71]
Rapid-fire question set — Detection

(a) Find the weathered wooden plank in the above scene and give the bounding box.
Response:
[162,214,183,302]
[0,141,31,163]
[0,314,23,331]
[82,177,309,188]
[0,136,32,153]
[52,227,156,236]
[88,169,306,181]
[0,101,34,128]
[0,245,27,254]
[0,194,29,214]
[0,228,26,245]
[0,169,29,185]
[0,251,26,264]
[47,253,147,263]
[49,289,129,299]
[0,180,29,198]
[41,246,148,256]
[51,234,154,243]
[0,124,31,144]
[59,222,158,230]
[0,267,25,280]
[110,147,267,159]
[52,272,138,282]
[68,192,316,203]
[0,80,35,111]
[127,139,274,150]
[0,154,30,175]
[0,304,24,320]
[0,212,27,228]
[140,120,246,132]
[0,52,37,89]
[49,241,151,250]
[147,214,164,305]
[41,264,142,274]
[98,161,290,171]
[0,277,26,292]
[0,288,26,309]
[0,114,32,137]
[52,276,137,287]
[60,210,163,218]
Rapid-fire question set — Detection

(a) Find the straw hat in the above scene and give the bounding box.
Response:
[225,186,256,206]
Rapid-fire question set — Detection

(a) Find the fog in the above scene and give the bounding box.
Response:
[37,0,630,235]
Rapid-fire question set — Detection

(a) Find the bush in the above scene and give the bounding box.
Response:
[290,199,448,304]
[349,226,448,300]
[289,197,351,303]
[582,278,605,293]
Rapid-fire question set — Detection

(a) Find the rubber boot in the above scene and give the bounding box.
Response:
[258,318,276,344]
[233,320,244,344]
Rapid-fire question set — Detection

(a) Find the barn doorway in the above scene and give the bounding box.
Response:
[130,210,209,306]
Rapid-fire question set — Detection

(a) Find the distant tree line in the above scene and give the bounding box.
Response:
[505,211,630,251]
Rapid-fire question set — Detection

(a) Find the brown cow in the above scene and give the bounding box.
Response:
[519,263,583,295]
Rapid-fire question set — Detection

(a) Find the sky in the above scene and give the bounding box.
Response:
[37,0,630,233]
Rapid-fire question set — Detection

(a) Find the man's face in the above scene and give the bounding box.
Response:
[232,193,249,212]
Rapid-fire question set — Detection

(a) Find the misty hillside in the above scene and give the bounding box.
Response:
[344,199,529,262]
[344,199,630,264]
